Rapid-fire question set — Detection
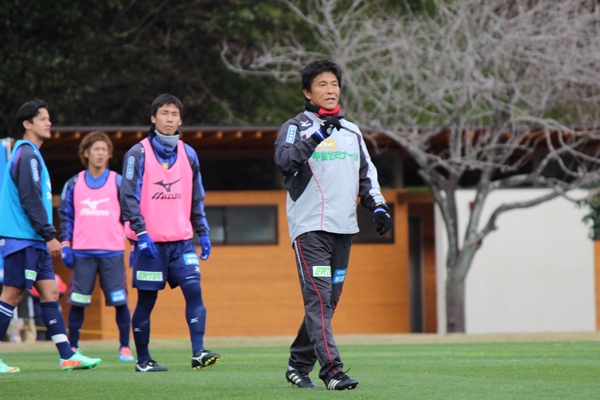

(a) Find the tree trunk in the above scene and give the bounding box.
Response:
[446,269,466,333]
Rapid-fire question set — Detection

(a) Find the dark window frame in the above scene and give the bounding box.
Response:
[205,204,278,246]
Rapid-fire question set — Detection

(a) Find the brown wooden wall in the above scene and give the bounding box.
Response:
[55,189,412,339]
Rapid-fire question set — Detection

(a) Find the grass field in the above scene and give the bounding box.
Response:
[2,333,600,399]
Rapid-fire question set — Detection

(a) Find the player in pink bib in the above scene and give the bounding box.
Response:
[120,94,218,372]
[58,131,134,362]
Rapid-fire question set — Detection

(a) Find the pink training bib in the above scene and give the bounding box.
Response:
[125,138,194,242]
[73,170,124,251]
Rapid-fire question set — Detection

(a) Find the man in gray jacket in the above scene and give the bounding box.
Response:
[274,59,392,391]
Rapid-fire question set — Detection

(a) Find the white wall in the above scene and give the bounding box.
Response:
[435,189,596,333]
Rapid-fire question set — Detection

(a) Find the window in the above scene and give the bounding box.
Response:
[353,203,394,244]
[205,205,278,245]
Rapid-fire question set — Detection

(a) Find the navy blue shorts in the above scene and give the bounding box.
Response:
[131,239,200,290]
[68,255,128,307]
[2,247,55,289]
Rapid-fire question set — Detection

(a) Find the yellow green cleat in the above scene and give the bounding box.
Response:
[60,353,102,371]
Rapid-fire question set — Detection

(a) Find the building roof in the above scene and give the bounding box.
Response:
[32,125,401,192]
[43,124,400,164]
[44,125,400,154]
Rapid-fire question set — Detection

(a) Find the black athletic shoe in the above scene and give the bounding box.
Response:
[191,350,220,370]
[325,371,359,390]
[135,359,168,372]
[285,368,318,389]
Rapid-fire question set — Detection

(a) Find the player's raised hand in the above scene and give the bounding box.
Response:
[313,116,342,142]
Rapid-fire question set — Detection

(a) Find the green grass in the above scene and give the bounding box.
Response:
[2,339,600,399]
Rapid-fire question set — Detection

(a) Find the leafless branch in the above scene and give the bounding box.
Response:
[222,0,600,326]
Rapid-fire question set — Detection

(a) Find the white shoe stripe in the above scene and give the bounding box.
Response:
[289,372,302,384]
[327,379,340,390]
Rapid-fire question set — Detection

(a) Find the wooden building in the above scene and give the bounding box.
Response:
[26,125,438,339]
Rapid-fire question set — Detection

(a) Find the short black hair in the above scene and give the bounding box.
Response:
[301,59,343,98]
[151,94,183,117]
[15,99,48,136]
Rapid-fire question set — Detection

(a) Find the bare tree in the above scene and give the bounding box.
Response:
[222,0,600,332]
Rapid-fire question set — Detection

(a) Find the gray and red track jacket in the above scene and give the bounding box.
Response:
[274,110,385,242]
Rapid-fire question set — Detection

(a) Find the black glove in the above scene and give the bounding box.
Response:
[312,116,342,142]
[373,203,392,235]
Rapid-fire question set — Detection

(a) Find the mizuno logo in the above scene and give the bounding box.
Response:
[151,192,182,200]
[154,179,180,192]
[49,319,57,325]
[190,318,199,323]
[80,198,110,216]
[152,179,182,200]
[81,198,109,210]
[300,121,311,127]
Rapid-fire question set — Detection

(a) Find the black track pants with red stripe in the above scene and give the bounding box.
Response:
[288,231,352,382]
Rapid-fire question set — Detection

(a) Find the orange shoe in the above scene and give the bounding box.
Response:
[119,347,134,362]
[60,353,102,371]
